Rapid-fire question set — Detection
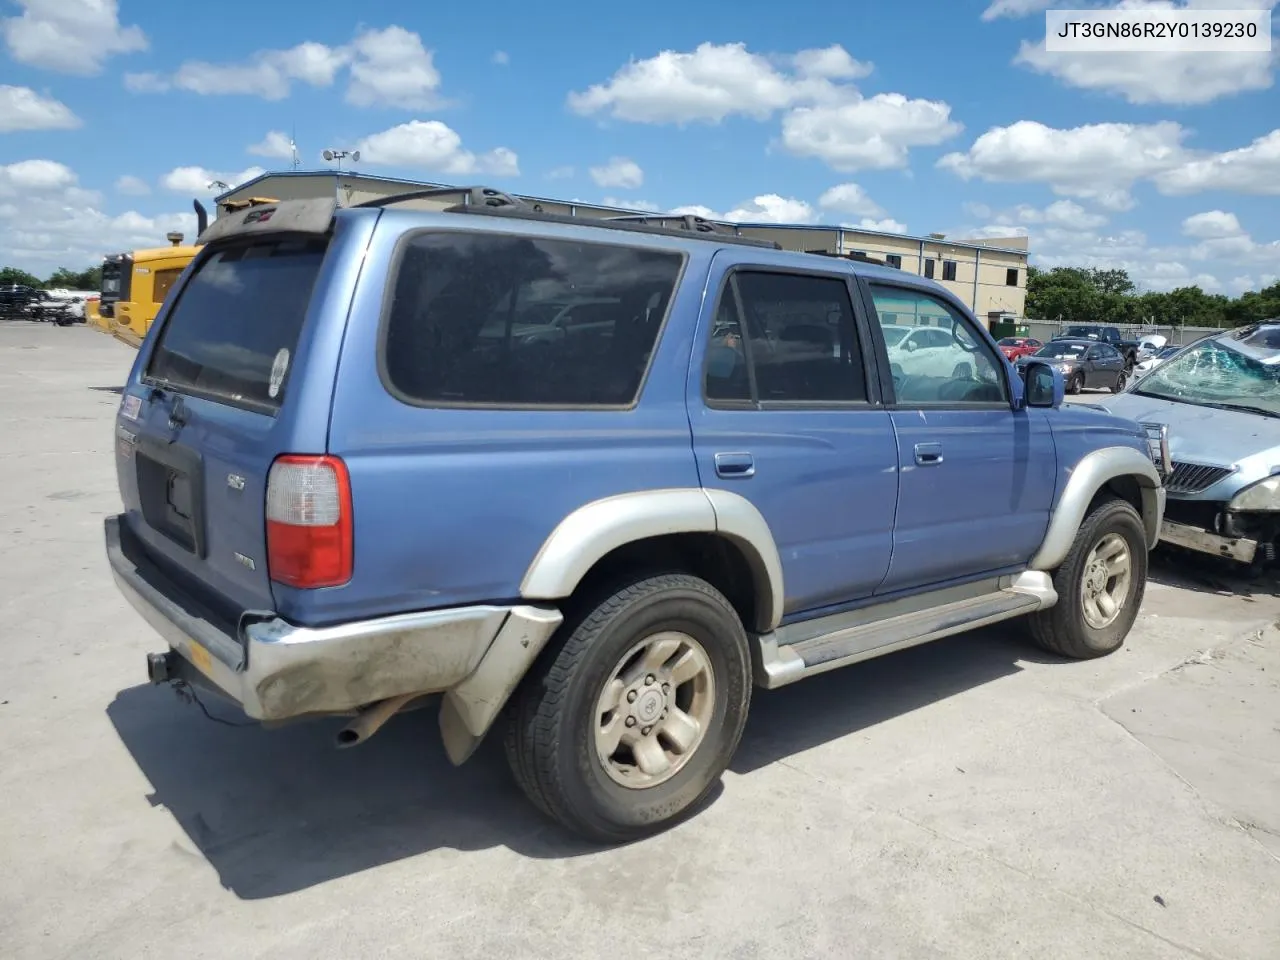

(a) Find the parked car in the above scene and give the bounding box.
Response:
[0,285,77,324]
[1016,338,1129,394]
[1101,321,1279,572]
[1135,334,1168,362]
[997,336,1043,361]
[1056,325,1141,369]
[1132,344,1181,377]
[105,190,1167,842]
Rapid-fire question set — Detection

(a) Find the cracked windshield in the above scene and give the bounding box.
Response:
[1134,327,1280,417]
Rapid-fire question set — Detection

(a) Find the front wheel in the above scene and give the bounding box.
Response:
[504,572,752,843]
[1027,497,1147,659]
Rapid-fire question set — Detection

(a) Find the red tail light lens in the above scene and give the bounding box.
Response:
[265,455,352,588]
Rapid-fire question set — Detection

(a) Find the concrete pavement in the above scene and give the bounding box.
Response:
[1,321,1277,959]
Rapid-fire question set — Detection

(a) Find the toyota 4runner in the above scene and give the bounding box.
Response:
[106,189,1168,842]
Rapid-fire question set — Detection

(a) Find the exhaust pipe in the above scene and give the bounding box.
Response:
[193,199,208,238]
[335,692,418,748]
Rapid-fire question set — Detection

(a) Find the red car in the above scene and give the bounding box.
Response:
[997,336,1042,361]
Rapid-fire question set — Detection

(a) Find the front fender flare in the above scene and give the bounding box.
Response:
[1031,446,1164,571]
[519,488,786,632]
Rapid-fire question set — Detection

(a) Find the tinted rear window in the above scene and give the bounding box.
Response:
[147,238,327,413]
[383,231,683,407]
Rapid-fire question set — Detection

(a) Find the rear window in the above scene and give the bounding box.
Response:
[382,231,683,407]
[146,238,327,413]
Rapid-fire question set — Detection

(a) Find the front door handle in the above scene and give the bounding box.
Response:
[914,442,944,466]
[714,452,755,479]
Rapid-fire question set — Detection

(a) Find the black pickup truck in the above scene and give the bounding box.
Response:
[1054,325,1140,369]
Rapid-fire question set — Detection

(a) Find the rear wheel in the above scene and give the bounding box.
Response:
[503,572,752,843]
[1111,370,1127,393]
[1027,497,1147,659]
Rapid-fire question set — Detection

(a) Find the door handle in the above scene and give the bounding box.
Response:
[714,452,755,479]
[914,442,944,466]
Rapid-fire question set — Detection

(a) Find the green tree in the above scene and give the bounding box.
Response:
[45,266,102,290]
[0,266,43,288]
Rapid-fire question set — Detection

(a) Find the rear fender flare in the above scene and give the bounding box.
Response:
[519,488,785,632]
[1031,446,1163,571]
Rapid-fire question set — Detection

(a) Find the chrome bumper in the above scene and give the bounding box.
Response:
[1160,519,1258,564]
[105,516,562,740]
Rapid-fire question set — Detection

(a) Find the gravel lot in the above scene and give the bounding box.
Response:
[2,322,1277,960]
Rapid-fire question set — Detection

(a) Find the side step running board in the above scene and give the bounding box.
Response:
[755,571,1057,689]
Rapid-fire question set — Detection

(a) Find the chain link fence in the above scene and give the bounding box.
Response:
[1023,321,1226,347]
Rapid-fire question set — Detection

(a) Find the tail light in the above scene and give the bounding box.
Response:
[265,454,353,588]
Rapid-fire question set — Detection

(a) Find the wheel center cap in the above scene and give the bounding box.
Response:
[1086,564,1106,595]
[634,689,664,724]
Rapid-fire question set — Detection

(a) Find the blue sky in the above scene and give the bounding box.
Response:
[1,0,1277,294]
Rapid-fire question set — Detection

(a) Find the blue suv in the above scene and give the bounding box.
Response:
[106,189,1167,842]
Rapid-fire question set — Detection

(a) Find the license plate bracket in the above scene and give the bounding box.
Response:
[135,436,206,557]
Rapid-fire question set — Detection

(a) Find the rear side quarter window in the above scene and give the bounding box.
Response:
[381,231,684,408]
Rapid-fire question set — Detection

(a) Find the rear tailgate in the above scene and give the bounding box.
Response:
[115,202,365,620]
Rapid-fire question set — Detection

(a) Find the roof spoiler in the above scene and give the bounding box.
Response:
[196,197,337,245]
[351,185,523,210]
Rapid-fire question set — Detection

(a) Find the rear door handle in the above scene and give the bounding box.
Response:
[914,442,944,466]
[714,452,755,479]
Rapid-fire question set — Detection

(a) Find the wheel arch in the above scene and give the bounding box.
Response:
[519,488,785,633]
[1030,446,1163,571]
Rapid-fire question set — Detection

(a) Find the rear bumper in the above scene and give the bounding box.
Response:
[105,515,563,725]
[1160,519,1257,564]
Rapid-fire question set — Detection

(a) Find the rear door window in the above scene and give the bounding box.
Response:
[382,231,683,407]
[146,237,328,414]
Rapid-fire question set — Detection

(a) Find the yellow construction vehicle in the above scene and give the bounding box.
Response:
[98,196,278,347]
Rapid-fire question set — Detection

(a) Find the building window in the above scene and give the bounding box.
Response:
[885,254,902,269]
[1006,268,1018,286]
[850,250,865,257]
[923,258,935,279]
[942,260,957,282]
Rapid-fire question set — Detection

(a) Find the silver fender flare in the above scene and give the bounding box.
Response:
[1030,446,1164,571]
[520,488,786,632]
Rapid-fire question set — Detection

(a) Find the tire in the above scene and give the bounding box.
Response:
[1111,371,1127,393]
[1027,497,1147,659]
[503,572,752,843]
[1069,372,1084,395]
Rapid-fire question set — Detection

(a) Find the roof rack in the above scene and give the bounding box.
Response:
[808,250,889,267]
[351,185,782,250]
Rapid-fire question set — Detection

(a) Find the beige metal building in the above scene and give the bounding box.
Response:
[215,171,1029,323]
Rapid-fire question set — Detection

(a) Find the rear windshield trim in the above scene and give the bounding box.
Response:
[375,226,689,412]
[143,234,328,417]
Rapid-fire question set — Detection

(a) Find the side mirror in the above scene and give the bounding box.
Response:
[1024,360,1064,409]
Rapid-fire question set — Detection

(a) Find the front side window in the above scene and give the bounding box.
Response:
[869,285,1006,405]
[704,270,867,405]
[384,232,682,407]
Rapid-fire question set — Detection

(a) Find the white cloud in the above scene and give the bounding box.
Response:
[981,0,1054,19]
[345,26,443,109]
[671,194,816,224]
[0,85,80,132]
[589,157,643,189]
[817,183,885,218]
[792,44,873,80]
[492,50,509,66]
[130,41,348,99]
[113,175,149,196]
[566,41,868,124]
[938,119,1189,209]
[355,121,519,177]
[2,0,146,76]
[853,217,909,234]
[125,26,442,107]
[546,165,575,180]
[247,130,295,159]
[1154,129,1280,195]
[159,165,266,195]
[987,200,1110,231]
[600,197,660,212]
[1181,210,1244,239]
[781,93,962,171]
[0,160,197,271]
